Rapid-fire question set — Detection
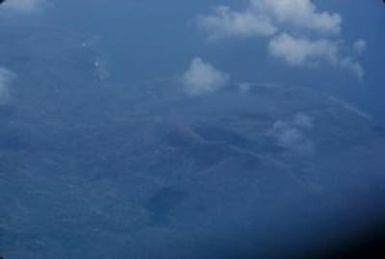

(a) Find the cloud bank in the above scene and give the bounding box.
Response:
[181,57,230,96]
[197,0,365,78]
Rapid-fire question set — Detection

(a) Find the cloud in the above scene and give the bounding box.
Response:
[238,83,252,94]
[293,113,314,129]
[196,6,277,41]
[94,57,110,81]
[353,39,367,55]
[252,0,341,35]
[339,57,364,79]
[268,33,364,78]
[181,57,230,96]
[271,114,315,155]
[2,0,49,14]
[268,33,338,66]
[328,96,371,120]
[0,68,15,105]
[197,0,341,40]
[197,0,365,77]
[236,81,281,94]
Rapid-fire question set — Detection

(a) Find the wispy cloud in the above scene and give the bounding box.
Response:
[353,39,367,55]
[181,57,230,96]
[0,68,15,105]
[2,0,49,14]
[293,113,314,129]
[328,96,372,121]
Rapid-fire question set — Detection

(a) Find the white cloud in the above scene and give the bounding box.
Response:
[196,6,277,40]
[197,0,341,40]
[197,0,365,77]
[181,57,230,96]
[268,33,364,78]
[271,115,315,155]
[252,0,341,35]
[268,33,338,66]
[2,0,48,14]
[0,68,15,105]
